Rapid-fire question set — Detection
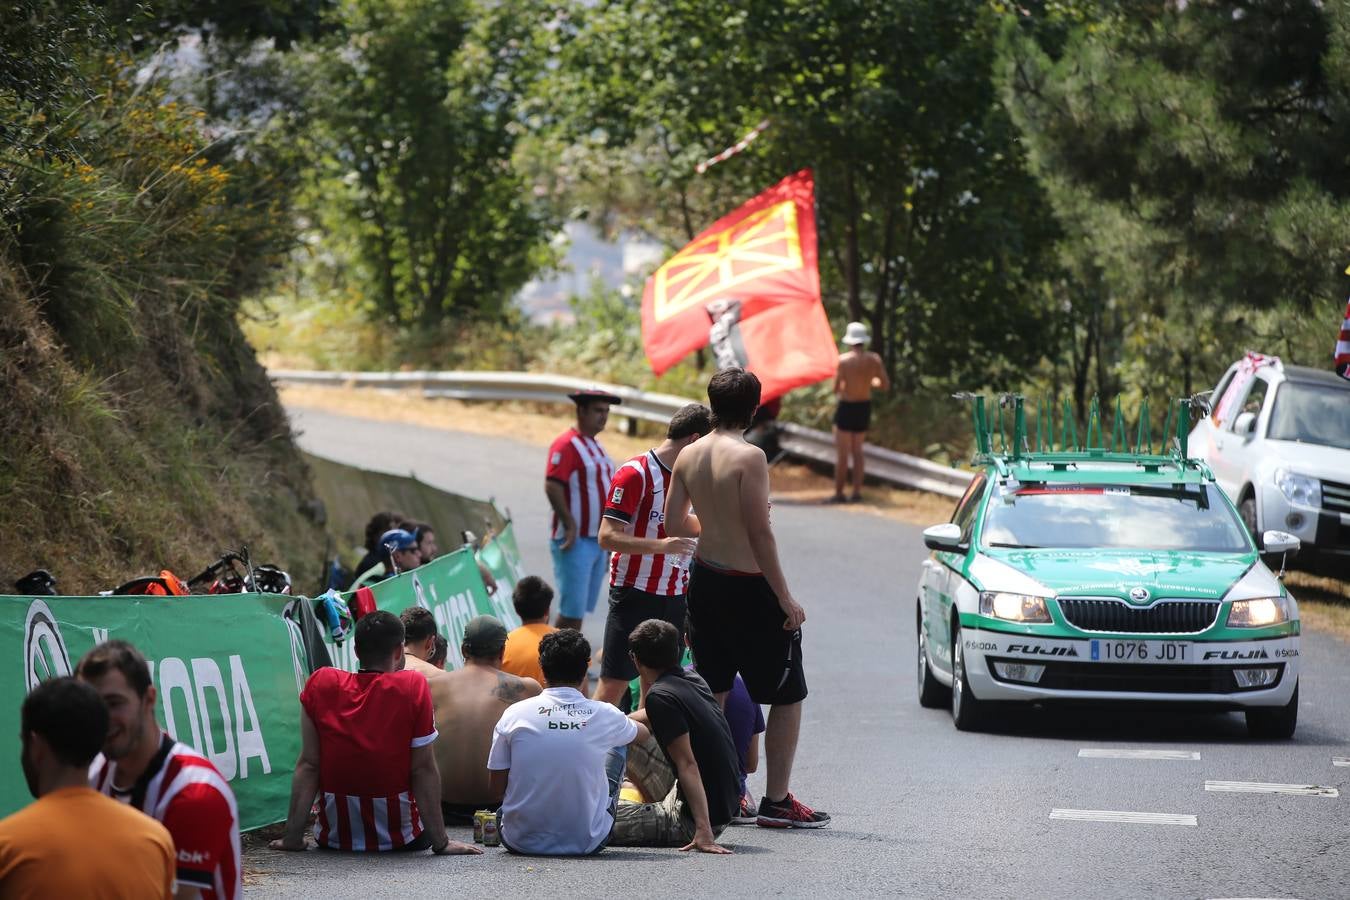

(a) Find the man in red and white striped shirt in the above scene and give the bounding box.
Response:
[545,389,621,630]
[594,403,711,706]
[270,611,480,857]
[78,640,241,900]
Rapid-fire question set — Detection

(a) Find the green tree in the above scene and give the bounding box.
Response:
[539,0,1064,389]
[1002,1,1350,393]
[295,0,559,327]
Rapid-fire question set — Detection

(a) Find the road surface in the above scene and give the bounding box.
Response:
[245,406,1350,899]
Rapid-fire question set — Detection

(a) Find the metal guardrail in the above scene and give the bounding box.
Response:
[270,369,975,499]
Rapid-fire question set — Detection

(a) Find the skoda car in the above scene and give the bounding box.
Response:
[916,452,1302,737]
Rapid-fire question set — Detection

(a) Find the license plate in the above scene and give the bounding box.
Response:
[1090,640,1192,663]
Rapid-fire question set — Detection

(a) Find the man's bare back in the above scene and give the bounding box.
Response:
[408,657,540,806]
[669,432,765,573]
[835,349,888,402]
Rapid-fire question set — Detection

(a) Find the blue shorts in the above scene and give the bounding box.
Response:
[550,536,608,619]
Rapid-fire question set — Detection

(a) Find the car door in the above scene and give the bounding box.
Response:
[1211,374,1270,498]
[923,473,984,675]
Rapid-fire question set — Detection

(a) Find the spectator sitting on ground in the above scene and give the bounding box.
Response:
[487,630,649,855]
[270,611,480,855]
[0,677,175,899]
[429,635,448,670]
[501,576,557,685]
[420,615,541,825]
[348,511,407,588]
[350,528,421,589]
[610,619,740,854]
[78,640,241,899]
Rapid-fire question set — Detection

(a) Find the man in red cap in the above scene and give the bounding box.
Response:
[545,388,621,630]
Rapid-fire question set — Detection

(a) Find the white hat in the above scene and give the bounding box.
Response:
[842,321,870,346]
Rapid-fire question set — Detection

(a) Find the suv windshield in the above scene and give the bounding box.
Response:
[1267,382,1350,449]
[981,483,1251,553]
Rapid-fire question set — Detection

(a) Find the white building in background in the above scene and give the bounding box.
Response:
[516,223,664,325]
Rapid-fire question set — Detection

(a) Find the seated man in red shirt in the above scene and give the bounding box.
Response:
[270,611,480,856]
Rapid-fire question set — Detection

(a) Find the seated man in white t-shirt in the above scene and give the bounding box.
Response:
[487,629,648,855]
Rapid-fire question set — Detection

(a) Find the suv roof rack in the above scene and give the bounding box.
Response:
[956,393,1213,478]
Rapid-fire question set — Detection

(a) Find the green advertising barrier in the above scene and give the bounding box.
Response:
[327,542,523,671]
[0,591,324,830]
[477,520,528,599]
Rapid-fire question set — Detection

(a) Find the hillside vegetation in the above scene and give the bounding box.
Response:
[0,3,325,594]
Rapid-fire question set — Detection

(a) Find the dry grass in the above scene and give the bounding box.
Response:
[279,384,960,526]
[1285,570,1350,641]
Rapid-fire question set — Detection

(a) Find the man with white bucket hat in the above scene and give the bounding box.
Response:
[830,321,889,503]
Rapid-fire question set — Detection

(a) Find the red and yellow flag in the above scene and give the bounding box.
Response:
[641,170,836,401]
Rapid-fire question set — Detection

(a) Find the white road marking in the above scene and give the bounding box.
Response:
[1204,781,1339,797]
[1049,808,1197,826]
[1332,757,1350,767]
[1078,748,1200,761]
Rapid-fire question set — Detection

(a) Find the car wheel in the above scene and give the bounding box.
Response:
[1245,682,1298,739]
[1239,495,1258,540]
[917,605,950,709]
[950,620,988,731]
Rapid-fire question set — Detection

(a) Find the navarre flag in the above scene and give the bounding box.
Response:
[1336,294,1350,380]
[640,170,836,402]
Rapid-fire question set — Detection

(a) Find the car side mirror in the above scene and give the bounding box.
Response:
[1261,530,1300,555]
[1234,411,1257,437]
[923,523,966,553]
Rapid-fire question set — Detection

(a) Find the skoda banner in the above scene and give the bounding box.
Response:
[0,521,525,831]
[2,591,312,830]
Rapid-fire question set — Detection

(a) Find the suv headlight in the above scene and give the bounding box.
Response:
[979,591,1052,623]
[1274,469,1321,508]
[1227,596,1292,628]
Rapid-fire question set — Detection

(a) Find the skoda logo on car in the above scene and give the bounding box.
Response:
[1129,587,1151,604]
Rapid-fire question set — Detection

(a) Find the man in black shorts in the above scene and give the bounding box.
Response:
[831,321,890,502]
[665,367,829,828]
[594,403,711,706]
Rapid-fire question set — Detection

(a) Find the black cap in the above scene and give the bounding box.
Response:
[567,388,623,406]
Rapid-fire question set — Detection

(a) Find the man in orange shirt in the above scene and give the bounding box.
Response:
[0,677,174,898]
[501,576,556,685]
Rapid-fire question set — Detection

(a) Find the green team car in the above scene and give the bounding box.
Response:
[916,396,1302,738]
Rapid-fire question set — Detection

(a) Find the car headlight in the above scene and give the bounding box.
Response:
[979,591,1052,623]
[1227,596,1292,628]
[1274,468,1321,508]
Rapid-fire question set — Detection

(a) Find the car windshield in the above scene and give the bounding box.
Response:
[1266,382,1350,449]
[980,483,1252,552]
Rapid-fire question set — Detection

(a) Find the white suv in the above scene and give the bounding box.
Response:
[1189,356,1350,574]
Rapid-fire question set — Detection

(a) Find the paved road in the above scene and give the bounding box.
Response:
[249,406,1350,899]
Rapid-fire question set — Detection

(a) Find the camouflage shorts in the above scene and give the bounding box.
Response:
[608,734,724,848]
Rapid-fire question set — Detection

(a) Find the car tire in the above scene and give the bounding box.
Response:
[1239,495,1258,541]
[1245,682,1298,739]
[950,619,988,731]
[917,604,950,709]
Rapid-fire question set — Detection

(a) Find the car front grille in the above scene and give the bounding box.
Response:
[1057,598,1220,634]
[988,659,1285,694]
[1324,479,1350,516]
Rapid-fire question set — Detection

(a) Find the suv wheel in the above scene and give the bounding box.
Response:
[950,619,988,731]
[1245,682,1298,739]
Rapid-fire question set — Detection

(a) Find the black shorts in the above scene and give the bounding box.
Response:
[834,399,871,433]
[686,561,807,706]
[600,585,687,681]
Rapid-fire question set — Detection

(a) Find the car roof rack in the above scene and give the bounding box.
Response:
[955,393,1214,479]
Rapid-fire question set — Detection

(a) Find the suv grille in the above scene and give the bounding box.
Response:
[1324,479,1350,516]
[1057,598,1219,634]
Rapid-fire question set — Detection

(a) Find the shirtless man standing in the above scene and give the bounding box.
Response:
[832,321,890,503]
[664,367,829,829]
[401,611,541,823]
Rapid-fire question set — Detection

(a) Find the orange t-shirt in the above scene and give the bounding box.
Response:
[501,623,556,684]
[0,786,174,899]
